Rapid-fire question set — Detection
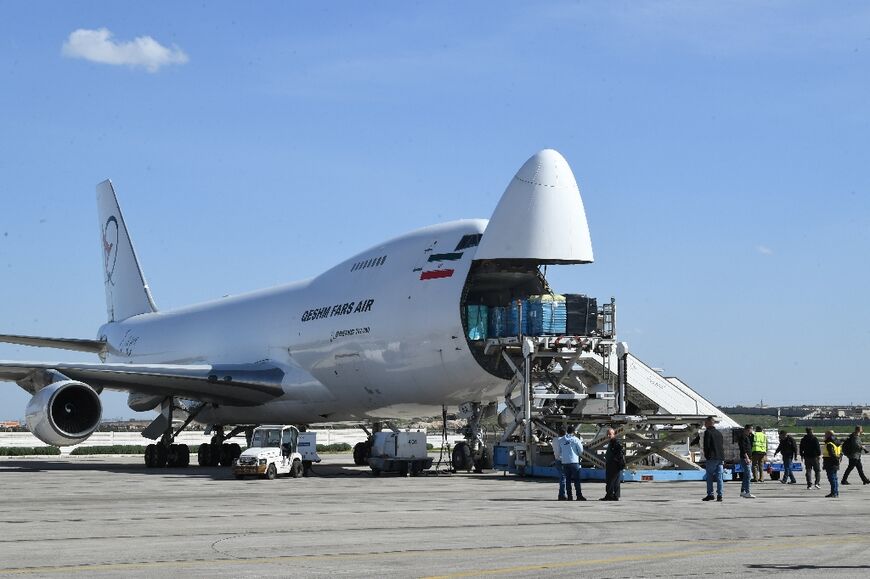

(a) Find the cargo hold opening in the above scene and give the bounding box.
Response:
[459,260,550,379]
[460,260,605,379]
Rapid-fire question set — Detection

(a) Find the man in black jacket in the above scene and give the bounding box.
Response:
[800,427,822,489]
[841,425,870,485]
[774,430,798,484]
[600,428,625,501]
[737,425,755,498]
[702,416,725,502]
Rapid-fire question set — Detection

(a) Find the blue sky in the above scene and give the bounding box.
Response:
[1,2,869,420]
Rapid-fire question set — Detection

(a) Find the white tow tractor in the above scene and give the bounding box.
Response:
[232,425,320,480]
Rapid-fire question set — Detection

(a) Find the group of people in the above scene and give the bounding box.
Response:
[706,418,868,501]
[548,419,866,502]
[550,425,625,501]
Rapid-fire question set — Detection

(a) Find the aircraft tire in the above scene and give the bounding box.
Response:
[473,447,492,473]
[208,443,221,467]
[144,444,156,468]
[167,444,179,467]
[197,443,210,466]
[179,444,190,467]
[452,442,473,473]
[219,443,233,467]
[155,444,168,468]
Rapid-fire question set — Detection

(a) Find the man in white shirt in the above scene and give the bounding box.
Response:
[559,425,587,501]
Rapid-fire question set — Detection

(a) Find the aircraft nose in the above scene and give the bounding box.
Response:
[514,149,574,190]
[473,148,593,264]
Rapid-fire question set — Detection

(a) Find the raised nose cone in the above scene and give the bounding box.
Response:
[474,149,594,263]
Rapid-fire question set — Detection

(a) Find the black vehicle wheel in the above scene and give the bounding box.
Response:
[230,443,242,460]
[452,442,473,473]
[265,463,277,480]
[155,444,168,468]
[144,444,156,468]
[179,444,190,467]
[371,468,381,477]
[197,443,210,466]
[410,461,423,477]
[353,441,370,466]
[290,459,303,478]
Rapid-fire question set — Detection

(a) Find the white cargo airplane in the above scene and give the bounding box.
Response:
[0,149,594,469]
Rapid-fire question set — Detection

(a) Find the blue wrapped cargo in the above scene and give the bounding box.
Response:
[465,305,488,340]
[506,300,524,336]
[525,295,567,335]
[488,306,506,338]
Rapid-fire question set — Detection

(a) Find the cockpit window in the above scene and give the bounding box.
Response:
[455,234,482,251]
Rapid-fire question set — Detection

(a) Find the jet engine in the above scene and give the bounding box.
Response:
[25,380,102,447]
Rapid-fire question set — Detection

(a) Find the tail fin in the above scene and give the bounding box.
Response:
[97,180,158,322]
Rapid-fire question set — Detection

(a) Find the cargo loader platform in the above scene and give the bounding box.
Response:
[486,310,737,481]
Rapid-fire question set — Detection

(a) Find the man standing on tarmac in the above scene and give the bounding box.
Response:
[800,427,822,490]
[738,424,756,498]
[822,430,842,498]
[751,425,768,483]
[559,425,586,501]
[774,430,798,484]
[552,427,567,500]
[841,425,870,486]
[601,428,625,501]
[702,416,725,502]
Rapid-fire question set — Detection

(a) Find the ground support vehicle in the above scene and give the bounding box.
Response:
[232,425,310,480]
[368,431,433,476]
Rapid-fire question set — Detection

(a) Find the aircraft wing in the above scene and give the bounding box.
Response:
[0,334,107,355]
[0,360,285,406]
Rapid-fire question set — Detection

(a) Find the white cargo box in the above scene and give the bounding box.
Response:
[297,432,321,463]
[371,431,428,459]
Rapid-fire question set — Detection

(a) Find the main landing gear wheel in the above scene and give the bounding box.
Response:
[452,442,473,473]
[197,443,211,466]
[473,446,493,473]
[197,442,240,466]
[166,444,190,467]
[144,444,157,468]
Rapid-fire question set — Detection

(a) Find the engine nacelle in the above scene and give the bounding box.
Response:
[25,380,102,447]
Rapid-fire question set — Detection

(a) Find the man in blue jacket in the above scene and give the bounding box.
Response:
[552,427,567,500]
[559,425,586,501]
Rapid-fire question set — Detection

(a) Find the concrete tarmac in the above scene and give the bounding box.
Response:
[1,455,869,577]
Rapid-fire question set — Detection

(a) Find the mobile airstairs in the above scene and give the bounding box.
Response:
[489,303,737,481]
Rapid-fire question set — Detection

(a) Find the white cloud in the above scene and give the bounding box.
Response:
[756,245,774,256]
[62,28,188,73]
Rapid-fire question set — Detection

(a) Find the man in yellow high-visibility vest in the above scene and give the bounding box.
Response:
[751,425,768,482]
